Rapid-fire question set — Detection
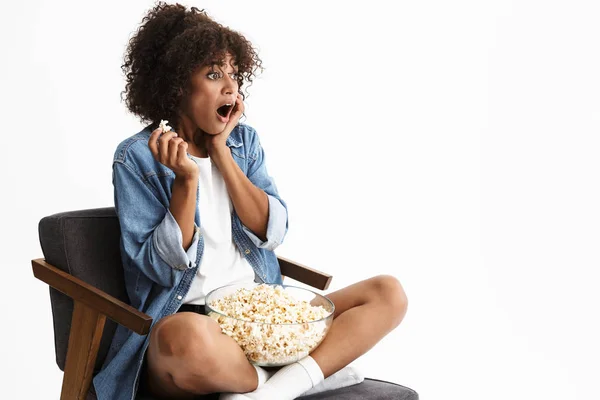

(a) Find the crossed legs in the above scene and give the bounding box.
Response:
[141,275,408,399]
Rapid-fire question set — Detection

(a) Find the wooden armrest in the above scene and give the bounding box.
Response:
[31,258,152,335]
[32,258,153,400]
[277,256,332,290]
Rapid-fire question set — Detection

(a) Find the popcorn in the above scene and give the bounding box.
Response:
[207,284,331,365]
[159,119,172,133]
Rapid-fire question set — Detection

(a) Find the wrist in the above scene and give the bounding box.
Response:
[210,145,231,161]
[174,171,199,184]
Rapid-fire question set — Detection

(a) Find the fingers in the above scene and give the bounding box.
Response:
[177,140,189,168]
[168,137,184,166]
[224,93,245,132]
[148,127,182,166]
[158,131,178,162]
[234,92,245,118]
[148,127,162,159]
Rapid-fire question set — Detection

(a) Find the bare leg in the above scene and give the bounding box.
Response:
[143,312,259,398]
[310,275,408,377]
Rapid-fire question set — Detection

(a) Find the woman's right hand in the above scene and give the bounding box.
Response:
[148,127,198,179]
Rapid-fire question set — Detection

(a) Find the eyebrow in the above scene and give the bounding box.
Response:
[208,60,239,72]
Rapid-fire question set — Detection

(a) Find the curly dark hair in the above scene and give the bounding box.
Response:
[120,2,263,131]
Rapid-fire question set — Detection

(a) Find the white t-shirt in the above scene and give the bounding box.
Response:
[182,154,256,305]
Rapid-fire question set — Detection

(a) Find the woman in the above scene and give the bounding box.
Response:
[92,3,408,400]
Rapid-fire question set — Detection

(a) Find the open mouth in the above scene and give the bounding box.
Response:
[217,104,234,119]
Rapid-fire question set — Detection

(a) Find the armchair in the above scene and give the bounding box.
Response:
[32,207,418,400]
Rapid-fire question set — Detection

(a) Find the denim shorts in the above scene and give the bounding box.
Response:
[138,304,220,399]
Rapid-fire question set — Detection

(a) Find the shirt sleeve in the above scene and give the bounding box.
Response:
[243,128,289,251]
[241,194,288,251]
[113,161,200,287]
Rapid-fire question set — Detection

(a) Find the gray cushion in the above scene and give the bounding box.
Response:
[296,379,418,399]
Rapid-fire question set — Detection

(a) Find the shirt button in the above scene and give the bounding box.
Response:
[177,295,182,300]
[244,249,251,254]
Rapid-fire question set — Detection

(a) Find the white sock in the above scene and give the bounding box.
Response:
[218,356,324,400]
[218,365,274,400]
[302,365,364,396]
[253,365,272,388]
[296,356,325,388]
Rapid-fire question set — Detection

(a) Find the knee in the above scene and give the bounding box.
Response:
[153,314,221,392]
[370,275,408,326]
[154,314,215,358]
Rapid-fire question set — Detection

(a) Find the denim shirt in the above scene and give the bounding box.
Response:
[92,123,287,400]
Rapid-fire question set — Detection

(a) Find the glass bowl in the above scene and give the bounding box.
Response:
[205,282,335,367]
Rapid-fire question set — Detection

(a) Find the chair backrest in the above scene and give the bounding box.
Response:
[38,207,127,373]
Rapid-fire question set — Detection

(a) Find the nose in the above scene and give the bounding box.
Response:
[222,73,238,96]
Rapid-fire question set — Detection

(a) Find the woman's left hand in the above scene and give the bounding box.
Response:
[206,92,244,159]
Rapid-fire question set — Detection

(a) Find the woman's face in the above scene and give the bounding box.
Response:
[179,53,240,135]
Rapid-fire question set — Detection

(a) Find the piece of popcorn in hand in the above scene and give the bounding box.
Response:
[159,119,172,133]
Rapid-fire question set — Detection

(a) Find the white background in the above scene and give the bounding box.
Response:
[1,0,599,399]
